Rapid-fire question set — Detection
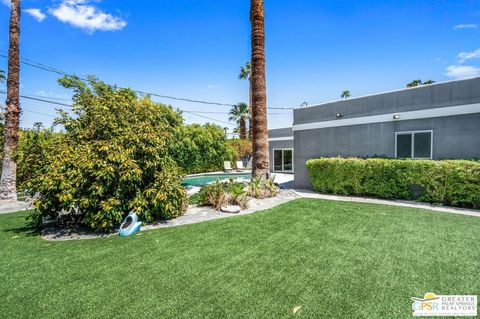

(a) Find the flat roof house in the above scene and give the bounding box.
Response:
[269,77,480,189]
[268,127,293,173]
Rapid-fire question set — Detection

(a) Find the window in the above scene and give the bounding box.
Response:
[273,149,294,172]
[395,131,432,159]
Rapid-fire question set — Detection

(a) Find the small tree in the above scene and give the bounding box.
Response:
[407,79,435,88]
[28,76,188,231]
[227,138,252,166]
[229,102,249,140]
[341,90,351,99]
[239,62,252,138]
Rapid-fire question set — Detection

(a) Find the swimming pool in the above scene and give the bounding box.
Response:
[182,173,252,187]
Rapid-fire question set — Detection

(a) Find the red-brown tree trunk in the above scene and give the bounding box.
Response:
[0,0,21,201]
[249,79,253,140]
[239,117,246,140]
[250,0,269,178]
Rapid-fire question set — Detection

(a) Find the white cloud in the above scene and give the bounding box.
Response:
[453,24,478,30]
[445,65,480,79]
[25,8,46,22]
[49,0,126,33]
[1,0,10,7]
[457,48,480,63]
[207,84,219,89]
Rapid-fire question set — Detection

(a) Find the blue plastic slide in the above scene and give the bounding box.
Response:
[119,212,142,237]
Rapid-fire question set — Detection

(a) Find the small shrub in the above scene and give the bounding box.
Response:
[198,182,229,210]
[248,177,279,199]
[228,182,249,209]
[197,180,249,210]
[307,158,480,209]
[188,192,202,205]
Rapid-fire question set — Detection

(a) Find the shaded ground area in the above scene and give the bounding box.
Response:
[1,199,479,318]
[0,199,32,214]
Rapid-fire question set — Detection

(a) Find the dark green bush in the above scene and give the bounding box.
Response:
[169,124,230,174]
[28,76,188,231]
[307,158,480,208]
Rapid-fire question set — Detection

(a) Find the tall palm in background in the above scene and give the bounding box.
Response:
[229,102,249,140]
[0,70,5,83]
[238,62,252,139]
[406,79,436,87]
[0,0,21,201]
[341,90,351,99]
[250,0,269,178]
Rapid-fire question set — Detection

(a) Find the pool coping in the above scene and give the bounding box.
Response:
[186,170,252,177]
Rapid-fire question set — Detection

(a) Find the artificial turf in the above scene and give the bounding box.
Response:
[0,199,479,318]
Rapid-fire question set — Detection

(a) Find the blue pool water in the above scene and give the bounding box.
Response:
[182,173,252,187]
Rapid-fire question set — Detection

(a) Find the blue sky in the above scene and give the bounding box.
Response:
[1,0,480,131]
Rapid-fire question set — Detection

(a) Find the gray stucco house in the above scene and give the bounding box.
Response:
[269,77,480,189]
[268,127,293,173]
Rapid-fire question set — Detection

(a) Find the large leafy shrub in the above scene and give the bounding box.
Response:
[15,123,58,191]
[307,158,480,208]
[0,123,59,191]
[170,124,230,174]
[28,76,188,231]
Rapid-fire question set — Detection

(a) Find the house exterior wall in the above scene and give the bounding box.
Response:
[268,127,294,172]
[292,77,480,189]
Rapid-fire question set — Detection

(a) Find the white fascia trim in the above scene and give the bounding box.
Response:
[292,103,480,132]
[268,136,294,142]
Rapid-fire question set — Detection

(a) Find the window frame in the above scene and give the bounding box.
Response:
[272,148,294,172]
[394,130,433,159]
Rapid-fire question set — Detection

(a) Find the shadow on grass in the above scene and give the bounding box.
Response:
[2,213,42,237]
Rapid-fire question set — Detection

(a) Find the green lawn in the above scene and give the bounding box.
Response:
[1,199,479,318]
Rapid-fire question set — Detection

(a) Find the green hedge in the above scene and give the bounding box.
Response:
[306,158,480,209]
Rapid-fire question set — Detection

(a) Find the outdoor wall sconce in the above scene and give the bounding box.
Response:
[393,114,400,120]
[336,113,344,118]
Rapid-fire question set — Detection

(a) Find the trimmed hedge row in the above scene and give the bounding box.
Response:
[306,158,480,209]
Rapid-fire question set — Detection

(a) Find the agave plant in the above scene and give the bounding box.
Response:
[248,177,279,199]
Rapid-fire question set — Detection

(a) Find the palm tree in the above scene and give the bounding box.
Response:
[406,79,435,88]
[238,62,252,138]
[0,70,5,83]
[229,102,249,140]
[341,90,351,99]
[0,0,21,201]
[250,0,269,178]
[406,79,423,88]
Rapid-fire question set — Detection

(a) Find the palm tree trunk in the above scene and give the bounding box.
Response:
[0,0,21,201]
[250,0,269,179]
[249,79,252,140]
[239,117,246,140]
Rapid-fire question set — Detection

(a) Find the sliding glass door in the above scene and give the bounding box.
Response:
[273,149,293,172]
